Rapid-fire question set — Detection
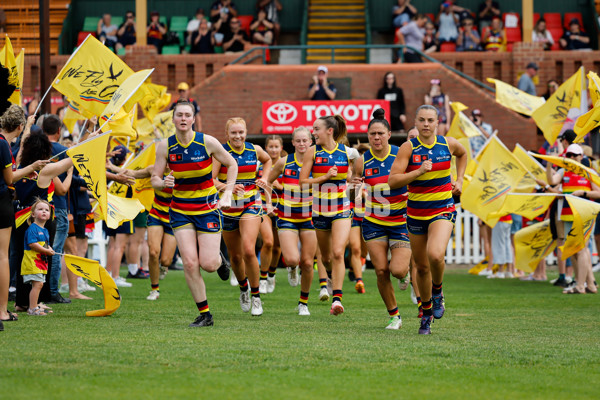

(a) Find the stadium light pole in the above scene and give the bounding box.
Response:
[39,0,51,114]
[136,0,147,46]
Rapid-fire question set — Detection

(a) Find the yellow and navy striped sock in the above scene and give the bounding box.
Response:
[298,291,309,306]
[250,286,260,298]
[417,296,422,308]
[151,283,159,292]
[268,266,276,278]
[319,278,327,289]
[388,307,399,317]
[260,271,268,281]
[332,290,342,303]
[422,299,433,316]
[196,300,210,315]
[432,282,443,296]
[238,277,249,292]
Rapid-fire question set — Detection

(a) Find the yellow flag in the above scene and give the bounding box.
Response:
[63,101,88,134]
[67,133,110,222]
[532,153,600,187]
[532,67,585,145]
[588,71,600,106]
[461,136,528,227]
[513,144,547,184]
[64,254,121,316]
[100,108,137,138]
[153,110,175,138]
[468,256,489,275]
[447,102,483,139]
[514,220,556,273]
[52,35,134,117]
[139,83,171,122]
[105,193,145,229]
[109,142,156,211]
[101,69,154,118]
[0,36,21,104]
[487,78,545,116]
[574,70,600,141]
[488,193,556,221]
[560,195,600,259]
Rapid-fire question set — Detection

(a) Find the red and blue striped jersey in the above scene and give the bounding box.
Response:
[149,173,173,224]
[258,160,282,211]
[406,135,454,220]
[363,145,407,226]
[561,170,591,221]
[218,142,260,217]
[312,143,350,217]
[278,153,313,222]
[167,132,218,216]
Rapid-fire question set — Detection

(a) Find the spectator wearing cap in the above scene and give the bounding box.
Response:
[169,83,202,131]
[110,145,131,167]
[560,19,590,51]
[470,109,492,136]
[308,66,336,101]
[396,14,428,63]
[147,11,167,53]
[517,62,538,96]
[116,11,136,52]
[558,129,591,167]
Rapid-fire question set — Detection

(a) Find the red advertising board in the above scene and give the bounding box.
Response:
[262,100,390,134]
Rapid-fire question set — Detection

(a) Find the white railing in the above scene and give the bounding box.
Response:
[88,221,109,267]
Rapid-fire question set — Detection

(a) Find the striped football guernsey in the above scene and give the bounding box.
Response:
[278,153,313,222]
[218,142,260,217]
[167,132,218,216]
[363,145,407,226]
[405,135,455,220]
[561,170,591,221]
[258,160,282,212]
[149,175,173,224]
[312,143,350,217]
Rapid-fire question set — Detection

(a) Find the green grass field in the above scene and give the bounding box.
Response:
[4,267,599,399]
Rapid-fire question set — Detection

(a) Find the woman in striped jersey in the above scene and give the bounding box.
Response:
[352,109,411,330]
[389,105,466,335]
[268,127,317,315]
[152,100,237,328]
[213,117,272,316]
[299,115,355,316]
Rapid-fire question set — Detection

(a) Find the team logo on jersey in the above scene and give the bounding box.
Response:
[169,154,183,162]
[316,157,327,164]
[413,155,428,163]
[365,167,379,176]
[284,169,297,176]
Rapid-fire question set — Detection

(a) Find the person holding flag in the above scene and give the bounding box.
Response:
[151,99,237,327]
[388,105,467,334]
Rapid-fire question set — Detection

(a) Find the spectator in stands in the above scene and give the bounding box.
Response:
[210,0,238,23]
[97,13,118,49]
[376,72,406,132]
[392,0,417,28]
[147,11,167,53]
[423,21,439,53]
[223,17,250,52]
[448,0,472,24]
[116,11,136,52]
[170,83,202,131]
[187,8,208,34]
[477,0,500,30]
[396,14,428,63]
[482,16,505,51]
[517,62,538,96]
[456,17,481,51]
[543,79,559,100]
[250,8,274,45]
[424,78,451,135]
[471,108,492,136]
[532,18,554,51]
[560,19,591,50]
[257,0,282,44]
[190,19,215,54]
[308,65,336,101]
[436,2,459,43]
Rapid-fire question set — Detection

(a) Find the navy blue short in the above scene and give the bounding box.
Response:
[361,218,409,244]
[276,218,314,232]
[407,211,457,235]
[222,205,262,232]
[104,220,134,236]
[312,210,352,231]
[169,210,222,234]
[351,211,363,228]
[147,215,174,236]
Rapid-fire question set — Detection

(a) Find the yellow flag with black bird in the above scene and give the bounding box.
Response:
[560,195,600,260]
[0,35,22,105]
[101,68,154,118]
[531,153,600,187]
[64,254,121,317]
[488,193,557,222]
[109,142,156,211]
[153,110,176,138]
[513,144,547,184]
[52,35,134,117]
[514,220,556,273]
[487,78,545,116]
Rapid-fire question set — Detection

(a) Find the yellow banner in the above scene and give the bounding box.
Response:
[560,195,600,259]
[514,220,556,273]
[101,69,154,118]
[487,78,545,116]
[100,108,137,138]
[64,254,121,317]
[67,133,110,222]
[532,153,600,187]
[52,35,134,117]
[461,136,528,227]
[63,101,87,134]
[513,144,547,184]
[588,71,600,106]
[139,82,171,122]
[447,102,482,139]
[105,192,145,229]
[153,110,175,138]
[0,36,21,104]
[488,193,556,221]
[574,72,600,141]
[532,67,585,145]
[109,142,156,211]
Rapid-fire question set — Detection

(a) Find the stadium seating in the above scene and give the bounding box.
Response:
[162,44,181,54]
[543,13,562,29]
[170,16,189,32]
[238,15,254,36]
[439,42,456,52]
[563,12,584,30]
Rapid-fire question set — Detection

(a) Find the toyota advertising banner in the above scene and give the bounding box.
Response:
[262,100,390,134]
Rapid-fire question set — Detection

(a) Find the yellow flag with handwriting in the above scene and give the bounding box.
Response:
[105,193,145,229]
[109,142,156,211]
[514,220,556,273]
[67,134,110,221]
[513,144,547,184]
[64,254,121,316]
[153,110,175,138]
[488,193,556,221]
[560,196,600,259]
[532,67,584,145]
[63,101,88,134]
[532,153,600,187]
[139,83,171,121]
[487,78,545,116]
[52,35,134,117]
[574,72,600,141]
[447,102,482,139]
[0,36,21,104]
[461,137,528,227]
[101,69,154,118]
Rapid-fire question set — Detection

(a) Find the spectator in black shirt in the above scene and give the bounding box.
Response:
[477,0,500,30]
[308,65,336,100]
[223,17,250,52]
[376,72,406,132]
[560,19,591,50]
[190,19,215,54]
[116,11,136,52]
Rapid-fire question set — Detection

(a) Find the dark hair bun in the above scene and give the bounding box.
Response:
[372,108,385,120]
